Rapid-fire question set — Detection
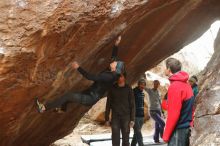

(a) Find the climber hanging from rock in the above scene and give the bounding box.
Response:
[35,35,126,113]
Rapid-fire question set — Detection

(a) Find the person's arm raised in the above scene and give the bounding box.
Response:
[144,87,151,94]
[72,61,113,82]
[111,35,121,60]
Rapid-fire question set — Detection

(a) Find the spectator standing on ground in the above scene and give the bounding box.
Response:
[163,58,194,146]
[131,78,146,146]
[105,73,135,146]
[145,80,165,143]
[189,75,199,127]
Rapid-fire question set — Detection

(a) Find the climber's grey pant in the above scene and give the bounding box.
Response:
[45,91,99,110]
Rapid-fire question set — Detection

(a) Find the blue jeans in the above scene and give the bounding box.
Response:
[150,110,165,142]
[131,117,144,146]
[168,128,190,146]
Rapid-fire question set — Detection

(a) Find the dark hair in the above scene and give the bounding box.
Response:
[164,93,168,100]
[120,72,127,78]
[153,80,160,84]
[165,58,182,74]
[191,75,198,82]
[138,78,146,85]
[110,57,119,62]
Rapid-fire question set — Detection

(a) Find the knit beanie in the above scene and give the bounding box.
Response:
[115,61,125,74]
[189,77,197,84]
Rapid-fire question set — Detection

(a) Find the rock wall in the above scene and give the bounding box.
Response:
[0,0,220,146]
[191,29,220,146]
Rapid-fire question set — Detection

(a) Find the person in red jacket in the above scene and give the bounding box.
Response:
[163,58,194,146]
[161,93,168,111]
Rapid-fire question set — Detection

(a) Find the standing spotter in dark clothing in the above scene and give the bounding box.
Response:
[131,86,145,146]
[133,87,145,117]
[105,84,135,122]
[105,84,135,146]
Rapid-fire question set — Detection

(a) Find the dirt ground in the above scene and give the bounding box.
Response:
[52,113,155,146]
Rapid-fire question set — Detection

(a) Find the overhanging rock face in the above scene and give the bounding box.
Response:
[0,0,220,146]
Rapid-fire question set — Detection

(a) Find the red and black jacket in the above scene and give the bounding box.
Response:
[163,71,195,142]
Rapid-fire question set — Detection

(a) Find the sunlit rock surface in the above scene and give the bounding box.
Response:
[191,29,220,146]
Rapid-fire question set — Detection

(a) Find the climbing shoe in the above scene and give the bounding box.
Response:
[35,97,46,113]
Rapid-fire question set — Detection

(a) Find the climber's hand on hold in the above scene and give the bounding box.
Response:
[115,35,121,46]
[72,61,79,69]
